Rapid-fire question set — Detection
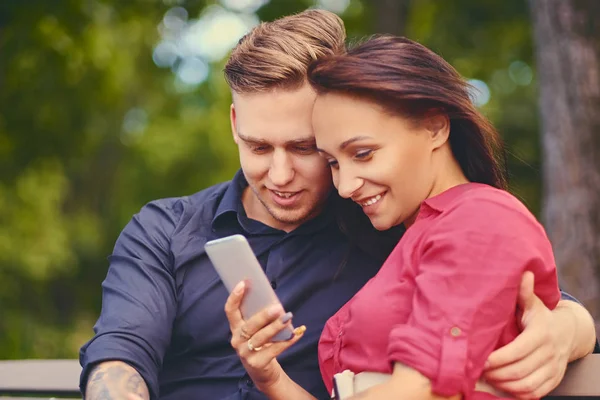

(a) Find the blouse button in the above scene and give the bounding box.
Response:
[450,327,462,337]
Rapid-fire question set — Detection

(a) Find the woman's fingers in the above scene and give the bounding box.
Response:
[224,280,247,330]
[246,311,295,348]
[242,326,307,369]
[243,303,285,334]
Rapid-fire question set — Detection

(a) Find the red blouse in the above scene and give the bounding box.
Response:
[318,183,560,399]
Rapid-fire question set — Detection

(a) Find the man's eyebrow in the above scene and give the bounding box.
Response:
[236,131,267,144]
[286,137,316,146]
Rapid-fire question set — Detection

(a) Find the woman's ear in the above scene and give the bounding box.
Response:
[424,113,450,150]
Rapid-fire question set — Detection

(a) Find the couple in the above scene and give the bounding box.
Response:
[79,9,597,400]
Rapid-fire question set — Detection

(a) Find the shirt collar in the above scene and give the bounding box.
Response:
[421,182,482,213]
[211,169,248,229]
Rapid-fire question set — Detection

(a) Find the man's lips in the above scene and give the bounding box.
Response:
[268,189,303,206]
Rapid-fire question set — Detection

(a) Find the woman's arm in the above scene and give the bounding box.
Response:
[348,363,460,400]
[351,274,597,400]
[260,373,318,400]
[379,197,561,399]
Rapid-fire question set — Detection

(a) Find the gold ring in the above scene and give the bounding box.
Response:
[240,327,251,340]
[247,340,262,352]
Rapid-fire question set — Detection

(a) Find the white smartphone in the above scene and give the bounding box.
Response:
[205,234,294,341]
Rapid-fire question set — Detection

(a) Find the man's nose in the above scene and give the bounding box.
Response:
[268,150,294,187]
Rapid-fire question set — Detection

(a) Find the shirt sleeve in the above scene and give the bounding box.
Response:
[387,198,561,398]
[79,199,182,400]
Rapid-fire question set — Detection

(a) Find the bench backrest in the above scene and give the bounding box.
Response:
[1,355,599,398]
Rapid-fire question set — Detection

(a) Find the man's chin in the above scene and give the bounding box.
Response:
[270,210,310,225]
[268,203,316,224]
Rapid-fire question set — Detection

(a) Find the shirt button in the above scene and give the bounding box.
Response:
[245,377,254,387]
[270,281,277,289]
[450,327,462,337]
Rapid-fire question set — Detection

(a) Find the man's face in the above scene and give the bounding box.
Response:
[230,84,332,232]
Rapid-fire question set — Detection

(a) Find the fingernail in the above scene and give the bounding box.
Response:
[233,281,245,295]
[293,325,307,336]
[280,311,293,323]
[267,304,284,317]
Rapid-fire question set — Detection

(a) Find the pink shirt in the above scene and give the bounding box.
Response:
[318,183,560,399]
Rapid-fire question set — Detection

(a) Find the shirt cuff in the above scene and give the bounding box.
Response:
[79,333,159,399]
[388,324,474,398]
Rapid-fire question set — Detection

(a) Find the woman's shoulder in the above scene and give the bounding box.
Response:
[427,183,544,233]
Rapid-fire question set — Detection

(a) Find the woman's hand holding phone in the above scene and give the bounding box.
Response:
[225,280,306,393]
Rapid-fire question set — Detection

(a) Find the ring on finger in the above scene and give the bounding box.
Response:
[240,326,251,340]
[247,340,262,352]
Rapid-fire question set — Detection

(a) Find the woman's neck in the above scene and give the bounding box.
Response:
[428,145,469,199]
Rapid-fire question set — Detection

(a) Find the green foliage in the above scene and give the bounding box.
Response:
[0,0,543,359]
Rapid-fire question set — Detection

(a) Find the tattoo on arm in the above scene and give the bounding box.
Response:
[86,361,150,400]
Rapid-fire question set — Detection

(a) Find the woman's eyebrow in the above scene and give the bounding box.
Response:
[339,135,373,150]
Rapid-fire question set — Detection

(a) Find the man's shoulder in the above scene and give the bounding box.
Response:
[130,180,232,238]
[145,180,231,221]
[182,180,232,209]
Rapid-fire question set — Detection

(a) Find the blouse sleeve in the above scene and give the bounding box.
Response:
[387,197,561,398]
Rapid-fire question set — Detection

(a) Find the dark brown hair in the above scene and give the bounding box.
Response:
[307,35,508,190]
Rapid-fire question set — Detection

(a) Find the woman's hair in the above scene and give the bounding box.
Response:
[307,35,508,190]
[224,9,346,94]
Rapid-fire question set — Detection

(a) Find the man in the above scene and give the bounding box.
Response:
[80,9,597,400]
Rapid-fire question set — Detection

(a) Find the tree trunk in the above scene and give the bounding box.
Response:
[530,0,600,330]
[373,0,411,36]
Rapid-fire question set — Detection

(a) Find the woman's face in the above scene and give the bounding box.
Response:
[312,93,444,230]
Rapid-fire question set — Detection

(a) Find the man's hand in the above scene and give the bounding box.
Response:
[482,271,570,399]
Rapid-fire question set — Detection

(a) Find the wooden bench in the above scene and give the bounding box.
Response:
[1,355,599,399]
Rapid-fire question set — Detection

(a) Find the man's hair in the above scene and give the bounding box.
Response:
[224,9,346,93]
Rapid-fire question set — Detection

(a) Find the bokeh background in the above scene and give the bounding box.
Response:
[1,0,598,360]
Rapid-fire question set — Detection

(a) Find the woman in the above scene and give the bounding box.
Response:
[225,35,561,400]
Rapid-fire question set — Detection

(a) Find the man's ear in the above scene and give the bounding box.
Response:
[230,103,239,144]
[424,113,450,150]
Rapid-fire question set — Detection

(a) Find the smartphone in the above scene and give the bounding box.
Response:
[205,234,294,341]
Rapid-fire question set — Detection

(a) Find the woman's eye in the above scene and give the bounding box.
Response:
[327,159,339,169]
[355,149,374,160]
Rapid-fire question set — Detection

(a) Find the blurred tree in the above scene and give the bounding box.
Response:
[530,0,600,328]
[373,0,410,35]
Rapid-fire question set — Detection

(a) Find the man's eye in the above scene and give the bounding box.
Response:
[354,149,374,160]
[294,145,316,154]
[251,145,269,153]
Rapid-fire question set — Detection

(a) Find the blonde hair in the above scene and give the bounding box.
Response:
[224,9,346,93]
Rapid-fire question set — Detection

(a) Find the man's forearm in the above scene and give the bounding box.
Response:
[85,361,150,400]
[555,299,597,361]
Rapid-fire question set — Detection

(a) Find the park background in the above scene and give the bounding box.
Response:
[1,0,598,360]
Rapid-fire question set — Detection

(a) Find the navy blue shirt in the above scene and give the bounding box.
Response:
[80,170,598,399]
[79,170,391,400]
